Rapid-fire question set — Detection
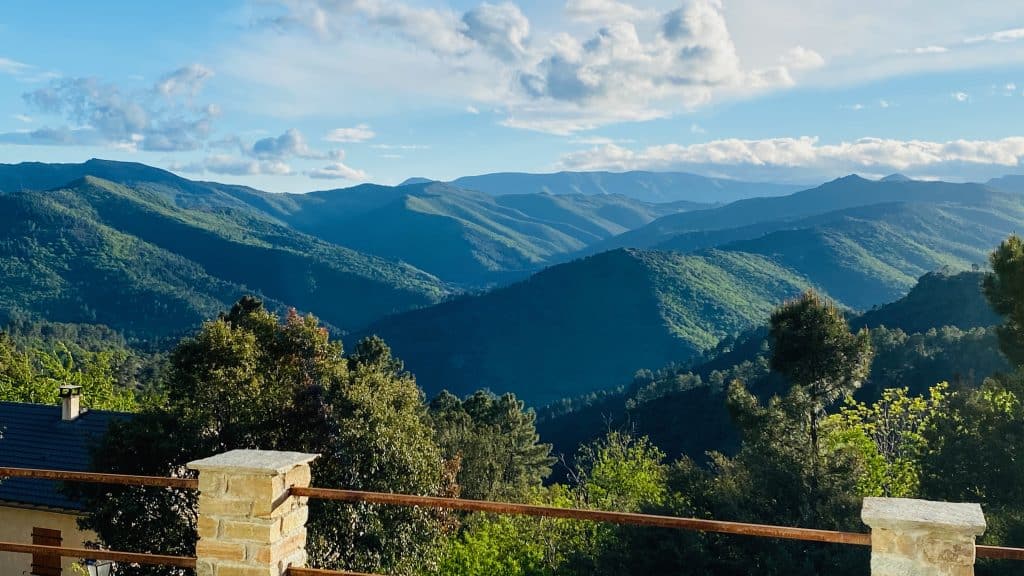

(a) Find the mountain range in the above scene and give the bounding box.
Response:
[1,159,1023,404]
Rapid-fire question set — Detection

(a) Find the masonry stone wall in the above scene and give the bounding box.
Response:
[189,450,318,576]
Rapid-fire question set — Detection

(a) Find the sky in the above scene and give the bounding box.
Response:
[0,0,1021,192]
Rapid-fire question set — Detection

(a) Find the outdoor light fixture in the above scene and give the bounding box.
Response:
[84,558,114,576]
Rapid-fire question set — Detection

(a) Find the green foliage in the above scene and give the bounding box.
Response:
[431,431,668,576]
[825,384,948,497]
[984,234,1024,365]
[0,332,137,411]
[74,299,447,576]
[429,390,555,501]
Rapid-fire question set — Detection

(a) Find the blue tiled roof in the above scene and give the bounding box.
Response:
[0,402,130,510]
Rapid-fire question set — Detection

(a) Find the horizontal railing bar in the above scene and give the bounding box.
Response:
[290,487,872,546]
[978,545,1024,560]
[0,541,197,567]
[288,568,387,576]
[0,466,198,489]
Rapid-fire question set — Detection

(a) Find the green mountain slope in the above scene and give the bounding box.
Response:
[268,182,699,285]
[0,176,449,338]
[449,170,801,203]
[852,270,999,333]
[358,248,812,405]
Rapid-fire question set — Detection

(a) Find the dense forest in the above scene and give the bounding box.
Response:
[3,236,1024,575]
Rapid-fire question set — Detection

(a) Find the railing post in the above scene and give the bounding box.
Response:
[188,450,319,576]
[862,497,987,575]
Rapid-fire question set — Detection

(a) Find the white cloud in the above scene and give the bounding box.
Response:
[11,114,32,123]
[842,103,865,111]
[462,2,531,62]
[8,65,219,151]
[1005,83,1018,94]
[155,64,214,98]
[564,0,652,22]
[0,57,31,75]
[466,105,481,114]
[897,45,949,55]
[306,161,369,180]
[174,154,293,176]
[257,0,821,135]
[370,143,430,150]
[952,91,969,102]
[251,127,322,158]
[878,99,891,108]
[324,124,376,143]
[779,46,825,70]
[558,136,1024,181]
[965,27,1024,44]
[690,123,706,134]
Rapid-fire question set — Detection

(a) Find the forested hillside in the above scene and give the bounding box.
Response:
[0,176,449,338]
[359,247,813,404]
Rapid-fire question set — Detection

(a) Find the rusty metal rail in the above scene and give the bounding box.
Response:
[0,466,198,489]
[288,569,386,576]
[291,486,872,546]
[0,541,197,567]
[4,465,1024,567]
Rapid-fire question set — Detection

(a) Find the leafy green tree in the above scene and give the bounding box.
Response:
[984,234,1024,366]
[825,384,948,497]
[74,298,447,576]
[430,390,555,501]
[431,432,667,576]
[769,290,874,458]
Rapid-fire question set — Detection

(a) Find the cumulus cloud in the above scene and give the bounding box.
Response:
[324,124,376,143]
[558,136,1024,181]
[4,65,219,151]
[306,160,369,180]
[462,2,530,62]
[262,0,822,135]
[251,127,322,158]
[952,91,969,102]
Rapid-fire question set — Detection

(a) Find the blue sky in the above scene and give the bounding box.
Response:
[0,0,1021,192]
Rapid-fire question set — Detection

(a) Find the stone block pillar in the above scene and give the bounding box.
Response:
[862,497,987,576]
[188,449,319,576]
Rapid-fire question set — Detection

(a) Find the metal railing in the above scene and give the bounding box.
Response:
[2,464,1024,576]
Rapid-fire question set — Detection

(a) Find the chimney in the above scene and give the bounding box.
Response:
[59,385,82,421]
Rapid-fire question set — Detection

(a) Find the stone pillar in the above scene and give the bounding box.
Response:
[188,449,319,576]
[862,497,987,576]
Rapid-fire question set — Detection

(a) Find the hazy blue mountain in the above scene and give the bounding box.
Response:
[449,170,802,203]
[988,174,1024,194]
[399,177,436,186]
[590,175,1005,252]
[268,182,702,285]
[358,248,813,405]
[0,160,708,287]
[880,173,913,182]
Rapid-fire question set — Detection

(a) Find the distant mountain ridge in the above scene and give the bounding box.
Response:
[449,170,803,203]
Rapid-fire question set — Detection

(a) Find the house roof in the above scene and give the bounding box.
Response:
[0,401,130,511]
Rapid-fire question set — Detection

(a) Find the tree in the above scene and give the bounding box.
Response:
[769,291,874,459]
[74,299,448,576]
[984,234,1024,366]
[430,390,555,501]
[825,384,948,497]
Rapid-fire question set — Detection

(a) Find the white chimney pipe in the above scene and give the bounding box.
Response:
[59,385,82,421]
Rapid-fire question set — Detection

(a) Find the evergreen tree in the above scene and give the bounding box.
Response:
[769,290,874,458]
[73,298,447,576]
[984,234,1024,366]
